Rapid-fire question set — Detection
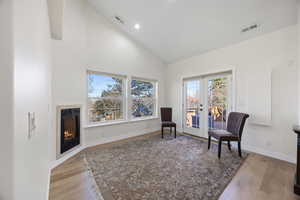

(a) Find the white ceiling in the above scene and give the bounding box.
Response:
[88,0,298,63]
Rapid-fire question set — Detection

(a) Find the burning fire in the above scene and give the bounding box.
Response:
[64,130,75,140]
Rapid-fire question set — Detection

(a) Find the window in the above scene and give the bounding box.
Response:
[87,71,158,125]
[131,78,157,118]
[87,71,125,123]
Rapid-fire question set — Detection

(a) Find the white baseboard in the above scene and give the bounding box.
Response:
[50,145,85,169]
[46,167,51,200]
[50,128,160,170]
[243,144,296,164]
[85,128,160,148]
[179,130,296,164]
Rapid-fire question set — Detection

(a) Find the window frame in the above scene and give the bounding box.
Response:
[86,70,127,125]
[129,77,158,120]
[86,70,159,127]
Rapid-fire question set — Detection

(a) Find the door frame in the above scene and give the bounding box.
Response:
[181,68,236,138]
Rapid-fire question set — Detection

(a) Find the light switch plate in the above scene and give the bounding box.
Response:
[28,112,36,139]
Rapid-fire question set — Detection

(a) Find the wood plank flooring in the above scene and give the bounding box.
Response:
[219,153,300,200]
[49,133,300,200]
[49,155,100,200]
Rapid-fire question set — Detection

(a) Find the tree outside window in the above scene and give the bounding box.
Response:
[88,73,124,123]
[131,79,157,118]
[208,77,228,129]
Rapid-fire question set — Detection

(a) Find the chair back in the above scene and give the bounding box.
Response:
[161,107,172,122]
[226,112,249,139]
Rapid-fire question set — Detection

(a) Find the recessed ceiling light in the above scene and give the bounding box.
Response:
[134,23,140,30]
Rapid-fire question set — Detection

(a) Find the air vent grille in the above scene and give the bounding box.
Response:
[241,24,259,33]
[114,16,125,24]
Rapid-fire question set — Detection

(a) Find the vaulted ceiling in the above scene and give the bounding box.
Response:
[88,0,298,63]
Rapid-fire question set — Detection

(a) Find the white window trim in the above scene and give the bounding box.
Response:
[86,70,159,127]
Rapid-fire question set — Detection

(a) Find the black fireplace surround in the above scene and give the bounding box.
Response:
[60,108,80,154]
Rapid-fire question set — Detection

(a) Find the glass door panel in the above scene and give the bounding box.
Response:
[183,73,232,138]
[183,79,204,137]
[207,76,231,130]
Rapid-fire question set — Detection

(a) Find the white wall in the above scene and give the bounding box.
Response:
[0,0,14,199]
[13,0,52,199]
[2,0,298,199]
[166,25,298,163]
[51,0,166,161]
[47,0,64,40]
[298,2,300,124]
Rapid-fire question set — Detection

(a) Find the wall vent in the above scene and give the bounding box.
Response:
[241,24,259,33]
[114,16,125,24]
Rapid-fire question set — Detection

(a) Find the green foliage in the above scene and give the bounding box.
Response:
[91,77,123,120]
[208,77,227,111]
[131,80,154,117]
[131,80,153,97]
[92,99,121,118]
[90,77,154,120]
[101,78,123,97]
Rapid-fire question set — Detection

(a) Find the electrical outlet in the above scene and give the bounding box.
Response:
[28,112,36,139]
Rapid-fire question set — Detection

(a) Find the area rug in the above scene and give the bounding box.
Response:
[84,133,248,200]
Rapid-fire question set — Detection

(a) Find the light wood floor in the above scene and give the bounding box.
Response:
[49,133,300,200]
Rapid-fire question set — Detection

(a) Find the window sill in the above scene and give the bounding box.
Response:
[84,117,160,129]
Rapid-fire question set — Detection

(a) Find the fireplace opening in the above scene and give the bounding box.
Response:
[60,108,80,154]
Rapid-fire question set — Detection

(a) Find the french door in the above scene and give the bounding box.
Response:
[183,73,232,138]
[183,79,205,137]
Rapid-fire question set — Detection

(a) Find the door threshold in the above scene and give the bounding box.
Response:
[181,132,208,140]
[181,132,220,144]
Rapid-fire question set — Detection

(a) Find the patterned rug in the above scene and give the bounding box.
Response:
[84,133,247,200]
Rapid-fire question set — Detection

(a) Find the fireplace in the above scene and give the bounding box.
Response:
[60,108,80,154]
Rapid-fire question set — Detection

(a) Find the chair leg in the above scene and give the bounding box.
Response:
[161,127,164,139]
[174,126,176,138]
[170,126,172,135]
[227,141,231,151]
[208,136,211,150]
[238,141,242,157]
[218,140,222,158]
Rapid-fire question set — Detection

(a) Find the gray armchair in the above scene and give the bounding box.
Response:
[208,112,249,158]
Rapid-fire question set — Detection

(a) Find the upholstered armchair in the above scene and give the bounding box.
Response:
[208,112,249,158]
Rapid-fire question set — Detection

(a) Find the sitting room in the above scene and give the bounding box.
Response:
[1,0,300,200]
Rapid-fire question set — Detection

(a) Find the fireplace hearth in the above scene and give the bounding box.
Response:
[60,108,80,154]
